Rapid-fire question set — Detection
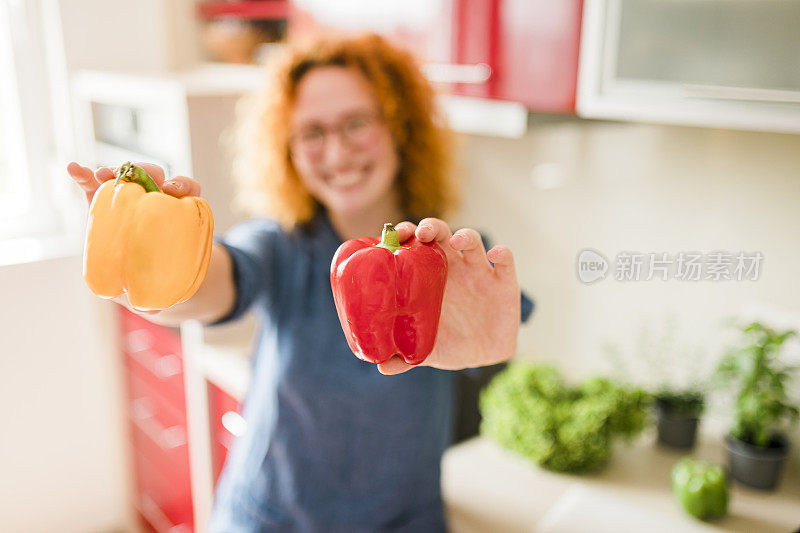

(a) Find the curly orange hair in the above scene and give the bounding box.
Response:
[230,33,458,229]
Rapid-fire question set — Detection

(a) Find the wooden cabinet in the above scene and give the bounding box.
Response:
[288,0,583,113]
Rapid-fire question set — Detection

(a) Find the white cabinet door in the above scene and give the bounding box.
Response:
[578,0,800,134]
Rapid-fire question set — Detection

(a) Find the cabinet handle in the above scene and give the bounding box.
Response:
[139,491,191,533]
[129,349,181,380]
[221,411,247,437]
[422,62,492,85]
[126,329,154,352]
[131,398,187,450]
[127,329,181,379]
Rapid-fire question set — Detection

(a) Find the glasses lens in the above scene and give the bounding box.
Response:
[290,112,381,157]
[342,114,378,146]
[292,128,325,155]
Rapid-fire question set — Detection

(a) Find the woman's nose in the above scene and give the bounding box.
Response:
[322,131,351,167]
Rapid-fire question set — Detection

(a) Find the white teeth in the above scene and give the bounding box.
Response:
[329,171,363,188]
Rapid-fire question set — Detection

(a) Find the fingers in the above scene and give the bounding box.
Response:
[416,218,452,245]
[487,245,517,280]
[133,162,166,188]
[377,356,415,375]
[450,228,489,266]
[95,166,116,182]
[394,221,417,243]
[67,162,106,203]
[67,162,95,184]
[69,161,204,204]
[127,164,203,198]
[163,176,202,198]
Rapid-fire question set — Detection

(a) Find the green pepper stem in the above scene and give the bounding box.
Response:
[114,161,160,192]
[375,223,401,253]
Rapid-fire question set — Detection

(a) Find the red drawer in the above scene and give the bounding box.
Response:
[124,349,186,417]
[118,306,193,532]
[119,305,183,358]
[207,382,244,486]
[128,405,189,490]
[125,355,186,423]
[132,448,193,532]
[119,307,186,413]
[127,372,192,530]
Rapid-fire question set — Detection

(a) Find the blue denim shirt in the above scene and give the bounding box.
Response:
[206,211,533,532]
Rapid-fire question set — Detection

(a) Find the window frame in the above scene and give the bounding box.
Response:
[0,0,82,252]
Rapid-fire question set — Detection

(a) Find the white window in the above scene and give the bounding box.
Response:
[0,2,31,223]
[0,0,83,263]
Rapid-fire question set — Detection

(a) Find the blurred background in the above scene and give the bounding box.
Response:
[1,1,799,532]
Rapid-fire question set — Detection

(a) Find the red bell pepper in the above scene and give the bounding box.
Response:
[330,223,448,365]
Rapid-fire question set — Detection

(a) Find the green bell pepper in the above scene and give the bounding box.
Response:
[671,458,729,520]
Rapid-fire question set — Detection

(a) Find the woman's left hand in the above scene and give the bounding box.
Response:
[378,218,521,375]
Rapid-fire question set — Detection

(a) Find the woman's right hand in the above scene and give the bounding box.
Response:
[66,161,202,204]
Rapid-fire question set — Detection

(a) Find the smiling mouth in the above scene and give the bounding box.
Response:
[327,164,371,189]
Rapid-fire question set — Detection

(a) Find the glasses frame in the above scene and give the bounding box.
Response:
[289,109,386,159]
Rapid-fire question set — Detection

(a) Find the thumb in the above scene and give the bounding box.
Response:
[377,356,414,375]
[162,176,202,198]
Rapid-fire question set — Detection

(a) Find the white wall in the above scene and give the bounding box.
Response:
[0,255,129,533]
[57,0,198,73]
[456,119,800,454]
[457,119,800,374]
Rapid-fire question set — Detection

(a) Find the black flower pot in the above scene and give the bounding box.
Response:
[725,433,790,490]
[655,398,700,449]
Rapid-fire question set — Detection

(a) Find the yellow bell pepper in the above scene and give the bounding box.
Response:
[83,162,214,311]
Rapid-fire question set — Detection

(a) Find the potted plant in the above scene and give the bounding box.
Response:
[603,315,712,450]
[479,362,651,474]
[654,387,705,449]
[715,321,799,490]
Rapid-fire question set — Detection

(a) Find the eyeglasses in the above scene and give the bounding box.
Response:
[289,110,385,158]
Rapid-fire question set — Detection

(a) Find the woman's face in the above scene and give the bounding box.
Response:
[289,66,400,217]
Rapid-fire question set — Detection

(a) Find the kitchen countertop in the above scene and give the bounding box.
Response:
[442,434,800,533]
[185,325,800,532]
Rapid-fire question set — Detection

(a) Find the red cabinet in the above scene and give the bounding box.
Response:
[119,307,194,533]
[119,306,247,531]
[288,0,583,113]
[207,381,244,487]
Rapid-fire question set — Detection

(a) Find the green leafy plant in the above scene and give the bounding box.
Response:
[714,322,799,448]
[479,362,651,473]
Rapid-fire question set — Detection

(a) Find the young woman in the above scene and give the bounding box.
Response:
[68,33,532,532]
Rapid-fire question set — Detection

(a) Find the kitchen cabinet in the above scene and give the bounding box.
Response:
[120,307,194,533]
[180,315,256,532]
[288,0,583,114]
[72,65,267,235]
[451,0,583,112]
[119,306,250,533]
[207,381,244,486]
[577,0,800,134]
